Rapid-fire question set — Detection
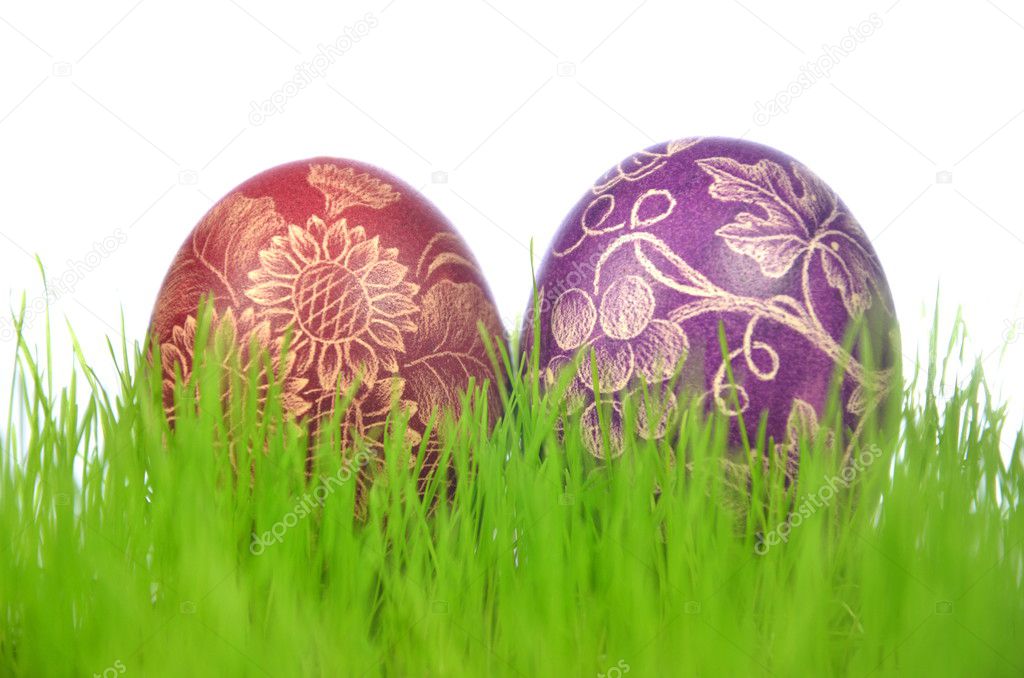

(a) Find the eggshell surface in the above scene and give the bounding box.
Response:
[525,137,899,459]
[151,158,504,456]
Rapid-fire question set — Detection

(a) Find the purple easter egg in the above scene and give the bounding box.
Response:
[524,137,900,460]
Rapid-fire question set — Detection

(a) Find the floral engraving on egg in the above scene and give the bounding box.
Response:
[402,279,499,430]
[548,276,689,458]
[556,185,679,257]
[244,216,420,394]
[781,399,835,467]
[160,306,311,423]
[157,161,501,456]
[188,193,287,308]
[591,137,703,194]
[540,139,896,458]
[307,163,400,217]
[699,157,883,318]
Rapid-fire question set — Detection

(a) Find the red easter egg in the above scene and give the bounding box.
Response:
[150,158,504,462]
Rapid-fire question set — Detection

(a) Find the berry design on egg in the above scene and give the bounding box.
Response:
[530,137,898,460]
[152,158,503,462]
[545,278,688,458]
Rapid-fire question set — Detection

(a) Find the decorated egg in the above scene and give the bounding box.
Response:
[151,158,504,458]
[524,137,899,460]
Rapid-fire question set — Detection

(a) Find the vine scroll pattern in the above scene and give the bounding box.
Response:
[542,139,896,458]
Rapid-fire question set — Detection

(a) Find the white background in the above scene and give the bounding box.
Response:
[1,0,1022,453]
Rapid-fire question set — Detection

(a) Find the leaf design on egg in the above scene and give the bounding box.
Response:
[416,232,482,281]
[697,156,818,278]
[190,193,288,306]
[817,232,880,318]
[697,156,883,319]
[665,137,703,156]
[783,398,835,459]
[846,366,894,417]
[402,280,502,427]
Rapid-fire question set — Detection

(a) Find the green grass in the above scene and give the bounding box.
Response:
[1,304,1022,677]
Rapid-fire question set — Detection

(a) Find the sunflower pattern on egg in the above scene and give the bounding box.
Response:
[151,158,504,460]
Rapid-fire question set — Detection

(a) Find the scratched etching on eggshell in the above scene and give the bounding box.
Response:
[536,138,896,459]
[157,161,501,460]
